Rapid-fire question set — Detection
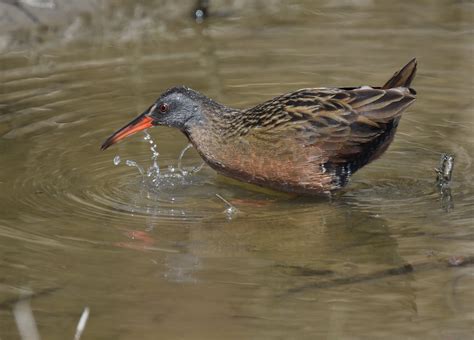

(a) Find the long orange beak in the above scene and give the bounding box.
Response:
[101,114,154,150]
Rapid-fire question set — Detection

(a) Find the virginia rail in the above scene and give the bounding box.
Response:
[101,59,417,195]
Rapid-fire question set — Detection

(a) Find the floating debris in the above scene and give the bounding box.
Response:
[216,193,239,219]
[113,155,121,166]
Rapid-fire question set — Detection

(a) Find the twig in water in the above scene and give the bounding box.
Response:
[283,255,474,296]
[1,0,40,23]
[13,297,40,340]
[73,307,90,340]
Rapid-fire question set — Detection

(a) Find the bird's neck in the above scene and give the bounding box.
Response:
[189,98,246,137]
[183,101,247,170]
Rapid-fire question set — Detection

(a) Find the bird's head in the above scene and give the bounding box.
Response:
[101,86,207,150]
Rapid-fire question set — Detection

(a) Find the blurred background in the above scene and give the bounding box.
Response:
[0,1,473,339]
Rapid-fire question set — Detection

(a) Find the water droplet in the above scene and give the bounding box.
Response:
[216,194,239,220]
[113,155,121,166]
[126,160,145,176]
[178,144,193,174]
[225,207,238,220]
[142,131,162,180]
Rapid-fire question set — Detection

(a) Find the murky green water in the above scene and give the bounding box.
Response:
[0,1,473,339]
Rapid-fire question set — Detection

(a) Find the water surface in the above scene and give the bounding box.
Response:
[0,1,473,339]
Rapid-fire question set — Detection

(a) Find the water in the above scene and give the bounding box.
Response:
[0,1,473,339]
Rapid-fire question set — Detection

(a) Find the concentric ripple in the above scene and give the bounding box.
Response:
[7,132,238,226]
[341,137,473,222]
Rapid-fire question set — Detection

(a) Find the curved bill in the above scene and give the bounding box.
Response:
[101,113,154,150]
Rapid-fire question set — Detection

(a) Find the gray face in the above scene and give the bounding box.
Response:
[148,89,201,130]
[100,86,208,151]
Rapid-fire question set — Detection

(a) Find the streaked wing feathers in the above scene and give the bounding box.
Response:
[245,86,416,163]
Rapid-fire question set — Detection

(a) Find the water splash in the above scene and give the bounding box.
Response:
[144,130,160,181]
[216,194,239,220]
[142,135,204,187]
[112,131,205,190]
[178,143,205,176]
[177,144,192,175]
[125,160,145,176]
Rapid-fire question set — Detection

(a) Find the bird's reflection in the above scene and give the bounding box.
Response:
[155,196,420,335]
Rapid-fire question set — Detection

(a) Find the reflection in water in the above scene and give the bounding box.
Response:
[438,184,454,213]
[0,0,473,338]
[164,253,201,283]
[168,201,417,336]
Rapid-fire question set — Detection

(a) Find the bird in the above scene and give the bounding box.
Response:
[101,59,417,195]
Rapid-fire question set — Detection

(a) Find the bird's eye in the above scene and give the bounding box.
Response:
[159,103,169,113]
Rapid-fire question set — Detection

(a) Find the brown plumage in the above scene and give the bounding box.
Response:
[101,59,417,195]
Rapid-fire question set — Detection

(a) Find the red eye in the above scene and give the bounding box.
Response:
[159,103,169,113]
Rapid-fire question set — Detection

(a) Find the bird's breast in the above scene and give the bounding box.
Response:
[185,126,335,194]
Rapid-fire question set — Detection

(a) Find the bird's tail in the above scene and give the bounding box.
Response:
[382,58,417,89]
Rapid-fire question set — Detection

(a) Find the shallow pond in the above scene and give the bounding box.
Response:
[0,1,473,339]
